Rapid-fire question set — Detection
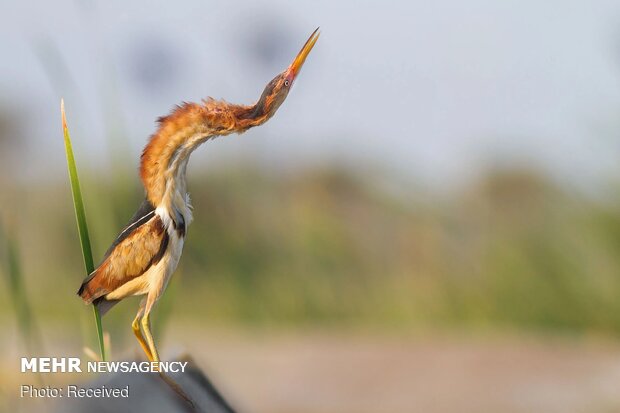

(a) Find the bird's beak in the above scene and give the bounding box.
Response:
[287,27,320,80]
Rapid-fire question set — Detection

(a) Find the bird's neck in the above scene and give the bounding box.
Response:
[139,99,269,227]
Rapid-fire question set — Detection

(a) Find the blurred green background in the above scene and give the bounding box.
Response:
[3,160,620,336]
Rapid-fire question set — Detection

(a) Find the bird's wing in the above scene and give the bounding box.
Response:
[77,202,169,304]
[101,199,157,260]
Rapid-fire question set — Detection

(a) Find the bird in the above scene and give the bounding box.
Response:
[77,28,319,364]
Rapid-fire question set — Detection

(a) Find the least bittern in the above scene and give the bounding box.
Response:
[78,29,319,364]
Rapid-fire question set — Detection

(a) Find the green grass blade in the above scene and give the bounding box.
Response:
[61,99,106,361]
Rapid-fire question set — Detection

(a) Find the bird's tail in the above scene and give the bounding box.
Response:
[93,297,120,317]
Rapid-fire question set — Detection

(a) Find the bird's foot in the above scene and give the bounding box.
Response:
[158,371,196,409]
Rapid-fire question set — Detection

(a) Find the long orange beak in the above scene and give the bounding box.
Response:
[287,27,320,79]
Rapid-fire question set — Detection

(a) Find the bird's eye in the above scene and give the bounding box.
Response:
[284,80,290,87]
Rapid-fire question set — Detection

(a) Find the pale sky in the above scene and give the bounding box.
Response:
[2,0,620,192]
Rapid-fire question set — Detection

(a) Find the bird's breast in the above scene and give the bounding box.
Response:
[144,219,185,301]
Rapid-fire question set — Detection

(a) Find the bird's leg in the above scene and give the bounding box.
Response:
[132,304,153,361]
[141,301,195,408]
[140,310,160,363]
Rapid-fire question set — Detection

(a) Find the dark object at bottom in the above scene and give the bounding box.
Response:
[52,356,236,413]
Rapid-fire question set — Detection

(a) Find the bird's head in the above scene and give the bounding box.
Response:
[251,28,320,120]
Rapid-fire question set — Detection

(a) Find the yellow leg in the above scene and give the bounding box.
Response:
[141,311,160,362]
[132,310,153,361]
[140,306,194,407]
